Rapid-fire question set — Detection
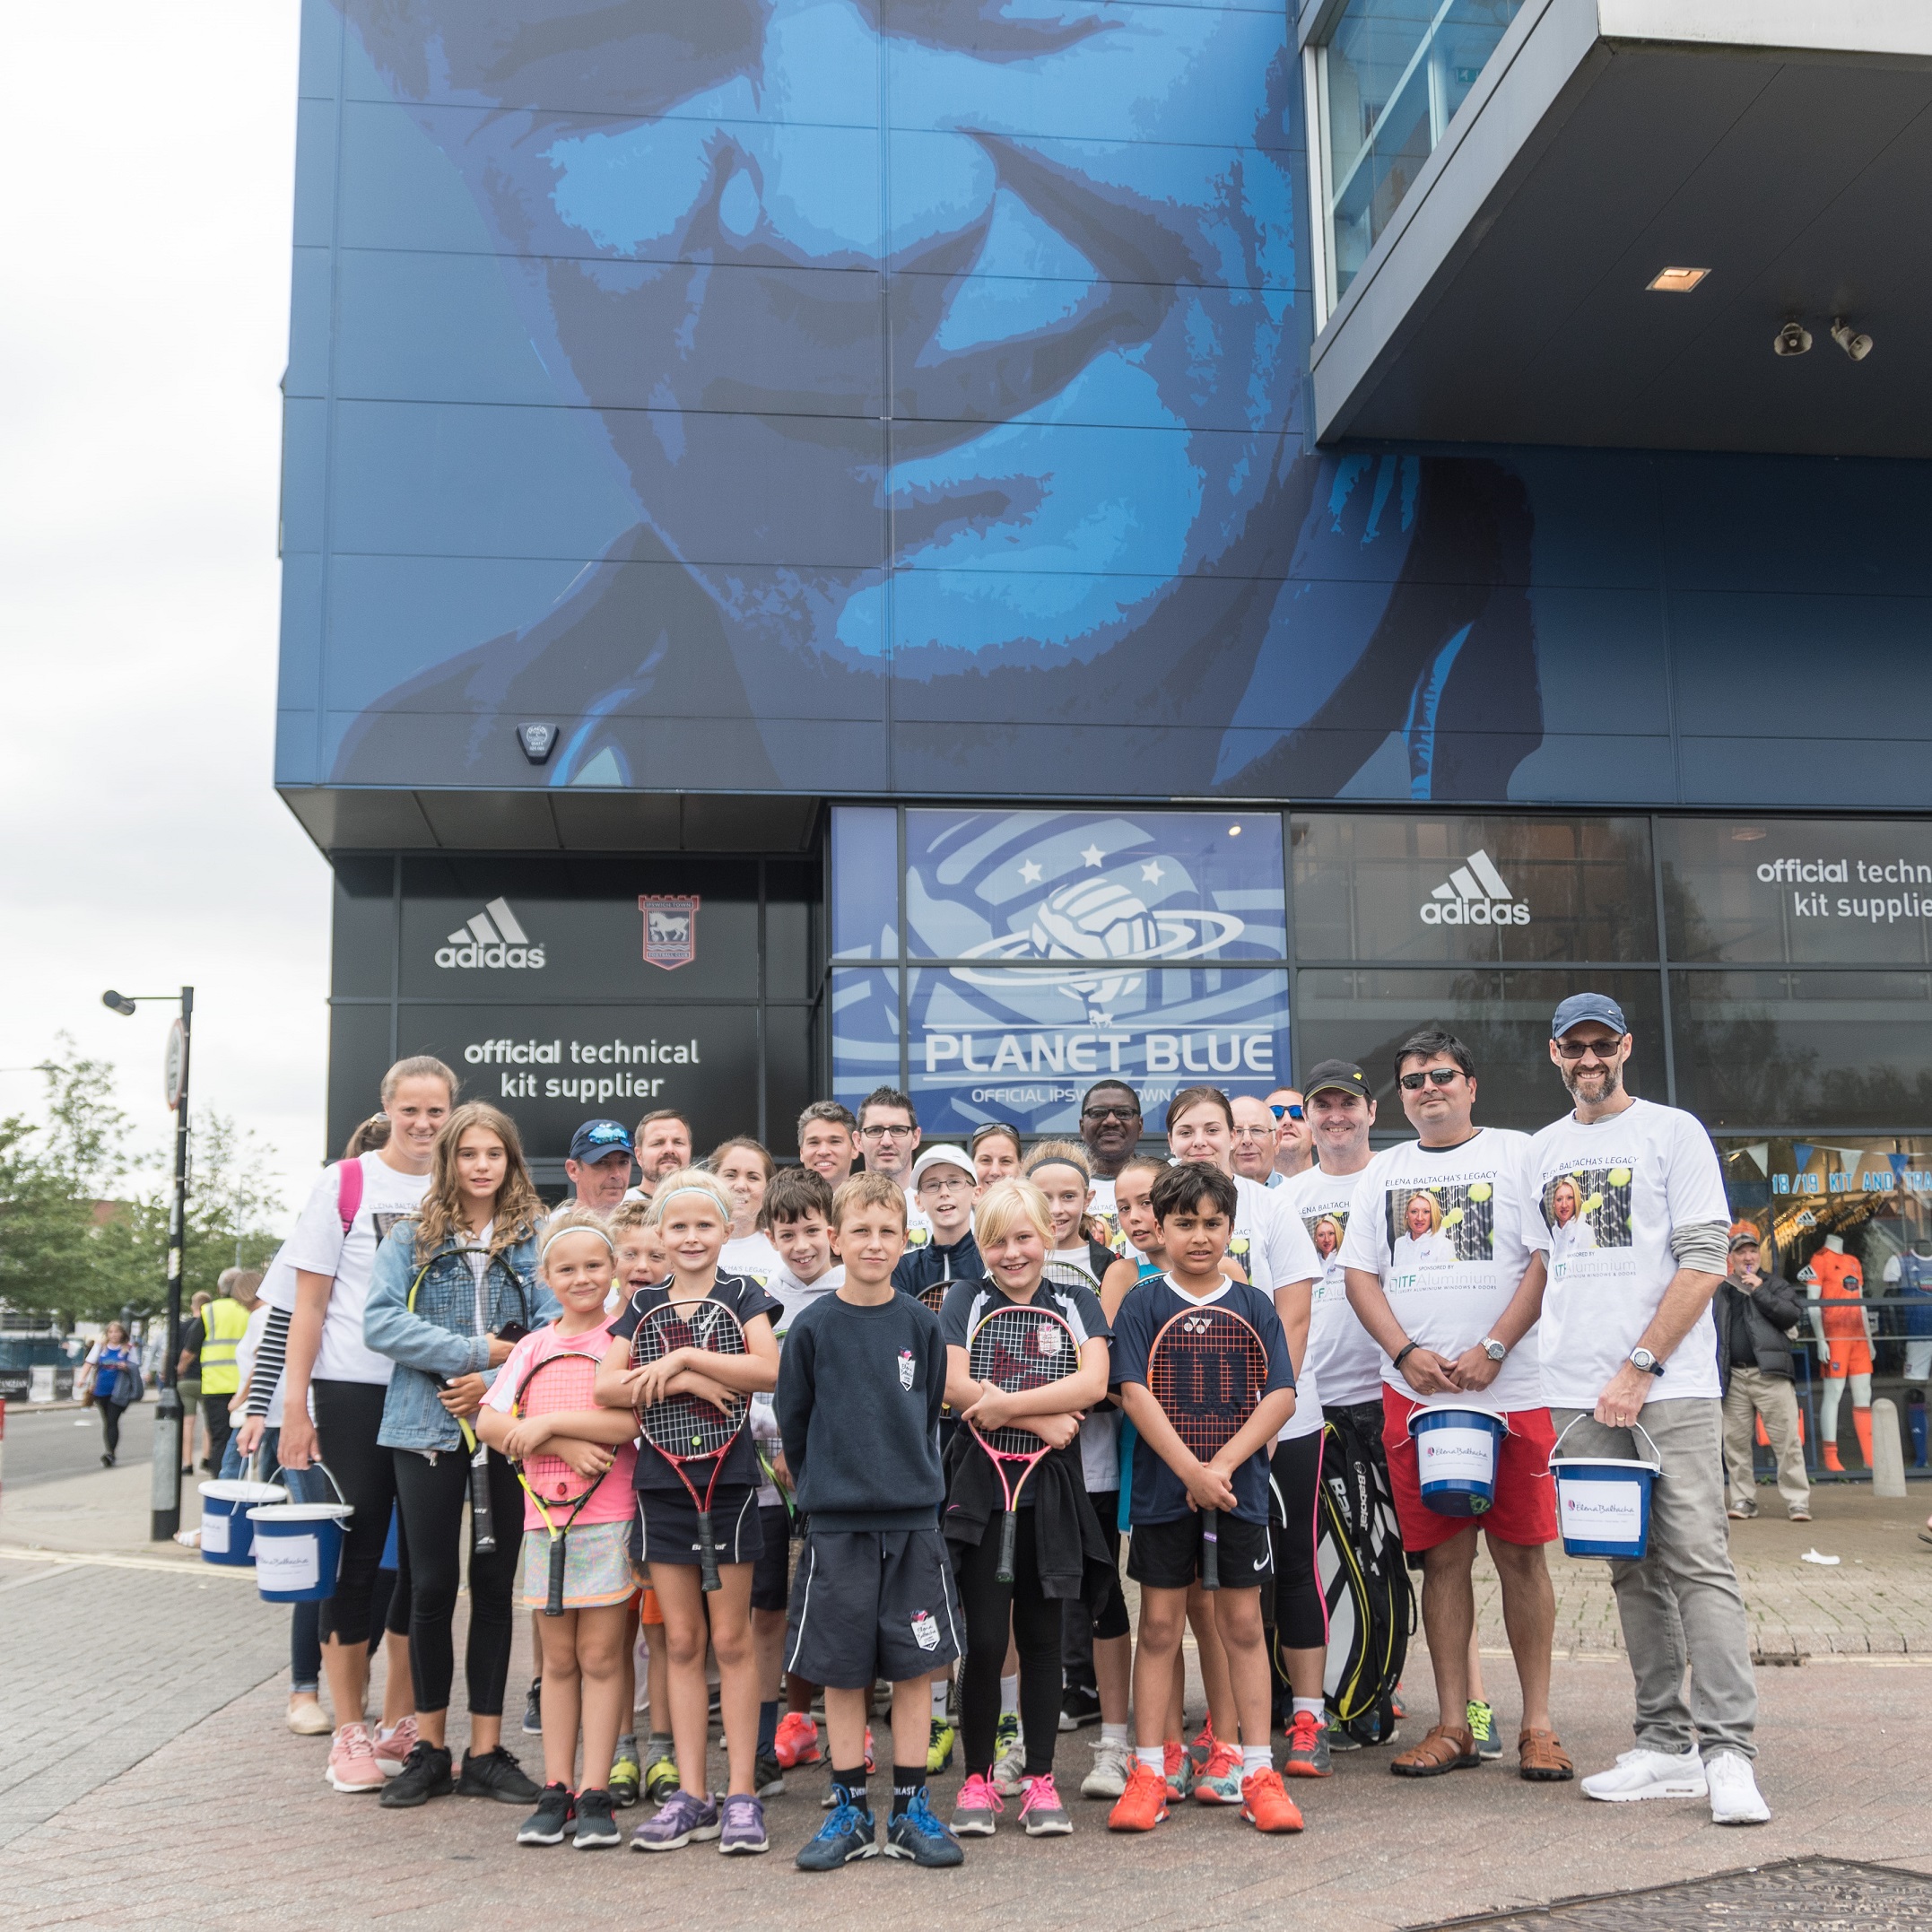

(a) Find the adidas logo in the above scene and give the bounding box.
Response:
[1419,850,1530,927]
[434,898,546,970]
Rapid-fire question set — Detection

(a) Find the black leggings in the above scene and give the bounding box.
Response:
[1267,1432,1327,1652]
[311,1379,399,1648]
[393,1445,522,1719]
[98,1400,128,1458]
[955,1515,1061,1780]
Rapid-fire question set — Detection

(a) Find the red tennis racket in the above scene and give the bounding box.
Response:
[631,1300,749,1592]
[967,1301,1083,1583]
[1145,1304,1269,1589]
[509,1348,611,1616]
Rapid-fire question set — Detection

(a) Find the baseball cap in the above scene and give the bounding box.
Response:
[569,1118,634,1163]
[1727,1222,1761,1254]
[911,1144,976,1188]
[1551,992,1629,1039]
[1302,1059,1371,1101]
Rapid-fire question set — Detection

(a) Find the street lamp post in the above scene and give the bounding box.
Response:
[102,985,194,1540]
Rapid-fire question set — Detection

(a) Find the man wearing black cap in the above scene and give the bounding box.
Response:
[1530,993,1769,1826]
[565,1118,634,1211]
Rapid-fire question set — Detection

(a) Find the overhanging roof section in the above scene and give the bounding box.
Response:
[1306,1,1932,456]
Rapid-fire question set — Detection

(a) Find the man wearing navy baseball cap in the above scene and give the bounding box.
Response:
[566,1118,635,1211]
[1528,993,1768,1825]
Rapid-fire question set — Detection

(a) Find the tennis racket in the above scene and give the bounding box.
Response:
[407,1249,497,1554]
[1145,1304,1269,1590]
[631,1300,749,1592]
[967,1302,1082,1583]
[509,1348,611,1616]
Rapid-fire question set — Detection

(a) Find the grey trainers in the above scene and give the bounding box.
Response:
[1284,1710,1332,1778]
[631,1788,721,1850]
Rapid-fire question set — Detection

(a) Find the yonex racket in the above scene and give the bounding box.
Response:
[1145,1305,1269,1590]
[631,1301,749,1592]
[967,1301,1082,1584]
[509,1348,611,1616]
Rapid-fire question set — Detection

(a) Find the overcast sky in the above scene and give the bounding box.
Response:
[0,4,328,1221]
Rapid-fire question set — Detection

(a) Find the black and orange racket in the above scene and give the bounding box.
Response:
[967,1301,1082,1583]
[631,1300,748,1592]
[509,1348,612,1616]
[1145,1304,1269,1589]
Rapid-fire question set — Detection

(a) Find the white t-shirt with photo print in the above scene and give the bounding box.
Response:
[1279,1163,1384,1409]
[1337,1128,1545,1411]
[1527,1097,1729,1406]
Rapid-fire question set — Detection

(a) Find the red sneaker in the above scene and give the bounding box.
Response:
[1162,1739,1196,1801]
[1108,1760,1171,1832]
[1240,1767,1305,1833]
[774,1712,821,1770]
[1194,1740,1245,1804]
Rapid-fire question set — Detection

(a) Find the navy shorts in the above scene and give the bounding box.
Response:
[750,1502,795,1612]
[1127,1512,1272,1591]
[785,1527,963,1689]
[633,1484,761,1570]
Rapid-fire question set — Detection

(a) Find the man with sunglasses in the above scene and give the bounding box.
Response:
[564,1118,635,1211]
[1529,994,1768,1827]
[1266,1089,1314,1185]
[1077,1082,1143,1251]
[1339,1029,1567,1786]
[857,1084,931,1245]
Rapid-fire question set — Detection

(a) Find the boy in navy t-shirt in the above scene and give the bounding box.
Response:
[1108,1162,1301,1835]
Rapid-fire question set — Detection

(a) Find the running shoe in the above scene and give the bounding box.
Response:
[379,1741,454,1809]
[1193,1739,1245,1805]
[518,1783,575,1846]
[1190,1714,1217,1767]
[573,1788,622,1849]
[774,1710,822,1769]
[1466,1699,1501,1762]
[631,1788,721,1850]
[1580,1745,1707,1805]
[1325,1719,1362,1754]
[608,1743,641,1809]
[926,1716,956,1776]
[286,1695,331,1737]
[1706,1751,1771,1826]
[1107,1760,1170,1832]
[718,1792,770,1855]
[991,1715,1027,1796]
[1058,1683,1102,1732]
[1240,1767,1305,1833]
[884,1790,964,1867]
[796,1792,877,1870]
[522,1679,542,1736]
[1284,1710,1332,1778]
[372,1714,419,1779]
[1162,1739,1197,1802]
[951,1772,1004,1837]
[324,1722,384,1795]
[1082,1736,1132,1800]
[1019,1773,1073,1837]
[457,1745,541,1805]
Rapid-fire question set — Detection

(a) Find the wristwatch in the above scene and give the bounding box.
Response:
[1392,1341,1420,1370]
[1481,1336,1508,1362]
[1629,1347,1666,1378]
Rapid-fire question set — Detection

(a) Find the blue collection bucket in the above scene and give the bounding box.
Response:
[1550,1418,1661,1560]
[248,1461,352,1603]
[197,1478,286,1566]
[1408,1406,1508,1516]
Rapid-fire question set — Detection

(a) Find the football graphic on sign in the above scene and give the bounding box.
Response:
[638,895,700,971]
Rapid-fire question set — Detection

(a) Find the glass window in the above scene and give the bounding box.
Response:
[1292,814,1655,964]
[830,967,901,1118]
[830,806,898,959]
[1320,0,1526,305]
[1295,968,1665,1132]
[1660,818,1932,967]
[1672,970,1932,1130]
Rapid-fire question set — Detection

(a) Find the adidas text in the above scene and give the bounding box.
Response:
[1419,850,1530,927]
[436,897,546,970]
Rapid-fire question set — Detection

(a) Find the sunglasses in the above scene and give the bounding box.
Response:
[1398,1067,1462,1091]
[1268,1103,1305,1121]
[1555,1036,1625,1061]
[1082,1104,1141,1122]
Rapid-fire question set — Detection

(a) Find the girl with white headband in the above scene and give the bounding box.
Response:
[595,1168,783,1855]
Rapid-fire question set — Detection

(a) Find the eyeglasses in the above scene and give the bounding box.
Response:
[1268,1103,1305,1122]
[1555,1036,1625,1061]
[918,1173,973,1194]
[859,1123,915,1140]
[1231,1125,1275,1141]
[1082,1104,1141,1122]
[1397,1067,1462,1091]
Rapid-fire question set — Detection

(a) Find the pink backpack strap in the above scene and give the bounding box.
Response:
[335,1157,364,1235]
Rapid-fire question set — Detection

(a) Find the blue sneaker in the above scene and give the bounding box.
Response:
[796,1790,878,1871]
[883,1788,964,1867]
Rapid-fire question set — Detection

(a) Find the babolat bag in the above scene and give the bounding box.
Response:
[1317,1404,1413,1744]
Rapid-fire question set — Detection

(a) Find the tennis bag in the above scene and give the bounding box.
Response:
[1317,1403,1413,1743]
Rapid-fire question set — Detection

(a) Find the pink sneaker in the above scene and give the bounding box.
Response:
[373,1715,419,1779]
[951,1771,1005,1837]
[325,1722,384,1794]
[1019,1772,1072,1837]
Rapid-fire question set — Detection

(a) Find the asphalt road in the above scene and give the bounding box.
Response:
[1,1401,159,1487]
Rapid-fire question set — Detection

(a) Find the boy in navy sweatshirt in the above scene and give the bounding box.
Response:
[778,1171,963,1872]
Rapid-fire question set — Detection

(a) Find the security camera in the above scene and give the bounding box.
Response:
[1831,318,1872,362]
[1772,321,1812,358]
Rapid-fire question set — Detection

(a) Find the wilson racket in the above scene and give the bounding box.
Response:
[631,1300,749,1592]
[1145,1304,1269,1589]
[407,1250,498,1554]
[967,1301,1083,1583]
[509,1348,611,1616]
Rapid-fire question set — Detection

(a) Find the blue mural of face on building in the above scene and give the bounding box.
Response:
[324,1,1538,801]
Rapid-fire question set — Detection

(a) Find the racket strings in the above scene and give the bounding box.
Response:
[1148,1324,1268,1460]
[632,1302,748,1461]
[968,1306,1076,1459]
[514,1354,605,1505]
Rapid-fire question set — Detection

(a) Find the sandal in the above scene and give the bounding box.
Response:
[1518,1727,1574,1782]
[1390,1723,1478,1778]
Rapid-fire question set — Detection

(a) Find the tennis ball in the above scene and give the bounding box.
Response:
[1442,1207,1465,1228]
[1583,1193,1604,1214]
[1468,1182,1492,1203]
[1608,1166,1631,1188]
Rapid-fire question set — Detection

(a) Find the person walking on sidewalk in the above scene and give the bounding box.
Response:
[1529,993,1770,1828]
[1717,1228,1810,1523]
[81,1321,141,1466]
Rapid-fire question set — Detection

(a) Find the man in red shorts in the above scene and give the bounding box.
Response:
[1339,1027,1569,1784]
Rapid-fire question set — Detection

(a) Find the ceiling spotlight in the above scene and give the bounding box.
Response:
[1773,321,1812,358]
[1647,266,1710,293]
[1831,318,1872,362]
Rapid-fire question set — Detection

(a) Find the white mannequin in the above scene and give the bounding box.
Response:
[1888,1235,1932,1386]
[1806,1233,1873,1468]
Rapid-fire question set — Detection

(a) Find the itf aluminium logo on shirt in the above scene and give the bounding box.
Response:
[435,898,545,969]
[1419,849,1530,927]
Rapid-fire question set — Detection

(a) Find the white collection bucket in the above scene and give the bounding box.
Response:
[247,1461,352,1603]
[1408,1406,1508,1517]
[197,1479,287,1566]
[1550,1418,1662,1560]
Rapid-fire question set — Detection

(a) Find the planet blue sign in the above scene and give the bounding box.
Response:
[831,807,1289,1136]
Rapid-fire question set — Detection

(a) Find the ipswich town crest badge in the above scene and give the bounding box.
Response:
[638,894,700,971]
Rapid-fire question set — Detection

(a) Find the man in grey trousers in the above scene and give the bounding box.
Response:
[1527,993,1770,1827]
